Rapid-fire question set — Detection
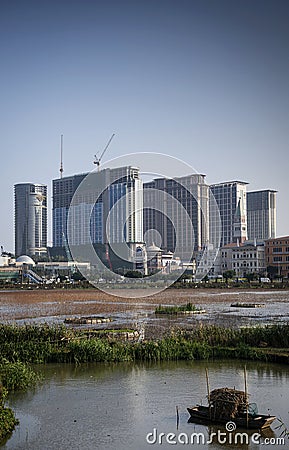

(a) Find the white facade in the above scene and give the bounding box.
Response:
[221,242,265,277]
[14,183,47,257]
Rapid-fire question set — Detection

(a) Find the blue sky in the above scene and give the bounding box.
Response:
[0,0,288,251]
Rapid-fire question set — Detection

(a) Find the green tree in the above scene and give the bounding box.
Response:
[267,266,278,279]
[244,272,258,282]
[124,270,143,278]
[223,270,235,282]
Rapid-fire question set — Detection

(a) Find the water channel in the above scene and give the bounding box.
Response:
[2,360,289,450]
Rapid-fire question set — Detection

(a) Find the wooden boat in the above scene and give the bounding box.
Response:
[187,380,276,430]
[187,404,276,429]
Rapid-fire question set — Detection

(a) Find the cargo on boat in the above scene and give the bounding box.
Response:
[187,387,276,429]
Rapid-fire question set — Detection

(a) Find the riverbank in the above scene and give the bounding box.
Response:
[1,279,289,291]
[1,322,288,365]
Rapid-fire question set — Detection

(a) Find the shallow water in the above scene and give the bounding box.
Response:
[3,360,289,450]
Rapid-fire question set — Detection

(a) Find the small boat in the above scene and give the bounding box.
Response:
[187,384,276,430]
[187,404,276,429]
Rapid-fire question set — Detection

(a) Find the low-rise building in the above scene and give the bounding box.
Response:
[221,241,265,278]
[265,236,289,279]
[36,261,90,272]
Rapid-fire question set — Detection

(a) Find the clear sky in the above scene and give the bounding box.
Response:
[0,0,288,251]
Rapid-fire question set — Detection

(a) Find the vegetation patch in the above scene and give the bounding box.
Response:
[0,323,288,365]
[0,357,41,444]
[0,386,19,444]
[155,302,206,315]
[0,359,40,392]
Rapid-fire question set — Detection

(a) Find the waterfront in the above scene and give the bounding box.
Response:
[1,288,289,449]
[3,360,289,450]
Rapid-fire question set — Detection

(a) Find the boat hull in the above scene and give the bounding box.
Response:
[187,406,276,429]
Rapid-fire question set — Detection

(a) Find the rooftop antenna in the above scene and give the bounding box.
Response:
[60,134,64,178]
[94,133,115,172]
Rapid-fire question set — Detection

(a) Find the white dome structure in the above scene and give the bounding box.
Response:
[146,243,162,253]
[16,255,35,266]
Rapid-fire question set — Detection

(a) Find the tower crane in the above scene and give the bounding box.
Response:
[94,133,115,171]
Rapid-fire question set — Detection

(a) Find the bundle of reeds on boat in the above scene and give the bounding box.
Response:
[209,387,248,419]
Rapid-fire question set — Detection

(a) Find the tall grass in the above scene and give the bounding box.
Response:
[0,323,288,365]
[155,303,202,314]
[180,323,289,348]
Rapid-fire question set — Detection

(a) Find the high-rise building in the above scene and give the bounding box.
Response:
[14,183,47,257]
[52,166,143,248]
[247,190,277,241]
[210,181,248,247]
[143,174,209,260]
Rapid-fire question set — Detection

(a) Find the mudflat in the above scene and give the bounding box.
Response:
[0,287,287,321]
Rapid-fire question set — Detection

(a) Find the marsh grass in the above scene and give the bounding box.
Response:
[0,323,288,365]
[155,303,202,314]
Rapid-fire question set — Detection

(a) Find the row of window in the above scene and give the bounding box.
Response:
[222,252,258,258]
[272,247,289,253]
[272,256,289,262]
[233,262,258,267]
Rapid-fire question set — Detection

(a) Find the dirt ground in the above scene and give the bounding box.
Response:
[0,287,263,315]
[0,287,286,320]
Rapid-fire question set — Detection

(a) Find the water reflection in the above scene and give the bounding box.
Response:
[2,360,289,450]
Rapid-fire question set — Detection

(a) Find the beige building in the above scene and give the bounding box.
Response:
[221,241,265,278]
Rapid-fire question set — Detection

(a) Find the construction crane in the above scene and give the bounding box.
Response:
[94,133,115,171]
[60,134,64,178]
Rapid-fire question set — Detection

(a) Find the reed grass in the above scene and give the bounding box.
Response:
[0,323,288,365]
[155,303,202,314]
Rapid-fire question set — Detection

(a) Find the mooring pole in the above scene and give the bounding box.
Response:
[244,365,249,428]
[205,368,211,419]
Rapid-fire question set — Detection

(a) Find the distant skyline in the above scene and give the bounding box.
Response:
[1,0,288,252]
